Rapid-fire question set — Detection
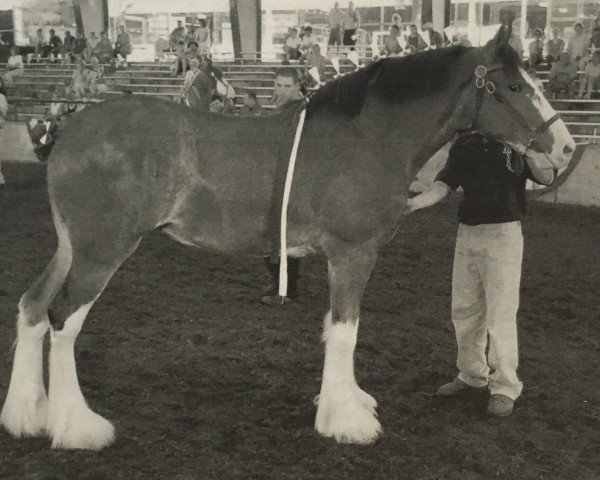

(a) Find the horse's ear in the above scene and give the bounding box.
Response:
[483,10,514,57]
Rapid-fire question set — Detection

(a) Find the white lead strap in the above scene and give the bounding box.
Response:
[278,107,307,299]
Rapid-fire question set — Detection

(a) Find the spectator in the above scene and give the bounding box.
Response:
[171,40,187,77]
[548,51,578,98]
[299,26,314,61]
[528,28,544,67]
[185,41,200,65]
[0,77,7,129]
[86,32,98,61]
[546,28,564,63]
[382,25,403,57]
[183,58,200,87]
[327,2,345,47]
[34,28,46,58]
[63,31,75,61]
[591,26,600,52]
[47,84,67,120]
[170,20,186,50]
[406,24,427,52]
[578,50,600,99]
[282,27,302,64]
[73,30,86,62]
[2,46,24,87]
[94,31,113,63]
[262,68,304,306]
[88,56,108,96]
[194,18,211,53]
[567,23,590,64]
[48,29,63,59]
[422,22,443,50]
[343,1,361,47]
[70,59,89,99]
[305,43,328,82]
[239,90,262,115]
[508,32,523,61]
[115,25,132,65]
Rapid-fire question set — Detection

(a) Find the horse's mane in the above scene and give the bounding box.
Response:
[306,46,473,118]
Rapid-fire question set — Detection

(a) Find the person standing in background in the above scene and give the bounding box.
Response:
[327,2,345,47]
[422,22,443,50]
[568,22,590,65]
[115,25,131,66]
[343,1,361,48]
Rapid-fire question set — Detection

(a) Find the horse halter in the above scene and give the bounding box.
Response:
[473,63,561,150]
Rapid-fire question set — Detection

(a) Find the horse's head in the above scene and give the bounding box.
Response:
[471,22,575,172]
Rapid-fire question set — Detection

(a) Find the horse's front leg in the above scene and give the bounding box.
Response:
[315,244,381,444]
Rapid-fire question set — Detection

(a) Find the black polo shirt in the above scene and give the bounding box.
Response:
[435,133,537,226]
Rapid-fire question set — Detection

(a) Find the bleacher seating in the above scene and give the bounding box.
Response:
[2,59,600,143]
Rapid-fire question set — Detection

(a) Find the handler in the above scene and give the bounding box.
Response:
[406,132,556,417]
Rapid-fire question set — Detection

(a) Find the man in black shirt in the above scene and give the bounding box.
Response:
[407,132,555,417]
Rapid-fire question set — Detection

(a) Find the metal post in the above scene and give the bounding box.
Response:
[545,0,553,33]
[520,0,527,43]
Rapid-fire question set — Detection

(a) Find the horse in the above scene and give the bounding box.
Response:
[1,22,575,450]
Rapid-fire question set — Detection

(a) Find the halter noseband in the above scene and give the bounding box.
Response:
[473,63,561,149]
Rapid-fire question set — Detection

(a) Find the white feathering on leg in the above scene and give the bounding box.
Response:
[315,311,381,444]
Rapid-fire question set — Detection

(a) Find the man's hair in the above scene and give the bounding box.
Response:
[276,67,299,84]
[391,25,400,32]
[574,22,583,29]
[188,41,198,48]
[304,26,313,33]
[50,29,55,34]
[246,90,257,100]
[291,28,297,33]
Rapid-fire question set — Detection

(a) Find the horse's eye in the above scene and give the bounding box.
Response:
[509,84,523,93]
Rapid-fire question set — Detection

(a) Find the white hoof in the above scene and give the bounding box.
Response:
[315,388,382,444]
[49,407,115,450]
[0,390,48,438]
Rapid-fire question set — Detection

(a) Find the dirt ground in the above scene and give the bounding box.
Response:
[1,183,599,480]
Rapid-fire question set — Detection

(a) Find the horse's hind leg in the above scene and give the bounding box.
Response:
[1,239,72,438]
[46,237,140,450]
[315,243,382,444]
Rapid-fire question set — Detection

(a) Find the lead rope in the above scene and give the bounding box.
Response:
[278,106,307,300]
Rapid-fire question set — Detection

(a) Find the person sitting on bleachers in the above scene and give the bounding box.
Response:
[567,23,590,66]
[528,29,545,67]
[185,41,201,65]
[578,50,600,99]
[94,31,114,63]
[73,30,87,62]
[239,90,262,116]
[382,24,403,57]
[114,25,131,66]
[305,44,328,81]
[171,40,188,77]
[63,31,75,62]
[170,20,187,51]
[0,77,7,129]
[194,18,211,54]
[48,29,63,59]
[70,59,89,99]
[88,56,109,96]
[183,58,200,88]
[47,84,68,120]
[422,22,443,50]
[406,24,427,53]
[282,27,302,65]
[34,28,46,59]
[546,28,564,63]
[591,26,600,53]
[548,51,578,98]
[2,46,24,87]
[299,26,314,61]
[85,32,98,62]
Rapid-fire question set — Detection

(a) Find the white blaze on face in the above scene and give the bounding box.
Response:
[518,67,575,169]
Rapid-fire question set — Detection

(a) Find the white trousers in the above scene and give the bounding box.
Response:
[452,222,524,400]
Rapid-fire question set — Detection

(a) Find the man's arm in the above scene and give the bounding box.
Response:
[406,181,451,213]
